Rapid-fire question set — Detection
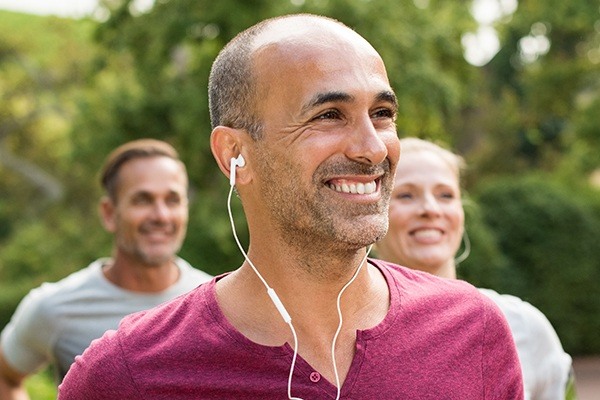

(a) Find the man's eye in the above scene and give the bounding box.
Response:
[314,110,340,120]
[133,197,152,205]
[167,196,181,205]
[372,108,395,119]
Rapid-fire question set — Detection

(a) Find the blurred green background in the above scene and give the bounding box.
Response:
[1,0,599,398]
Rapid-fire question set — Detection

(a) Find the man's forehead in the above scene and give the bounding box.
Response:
[117,180,188,200]
[251,21,386,84]
[117,157,187,185]
[252,16,370,53]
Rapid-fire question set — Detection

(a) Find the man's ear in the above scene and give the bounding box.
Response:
[210,126,250,185]
[99,196,117,233]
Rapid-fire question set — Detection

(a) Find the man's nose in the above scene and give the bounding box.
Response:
[151,201,171,220]
[344,116,388,165]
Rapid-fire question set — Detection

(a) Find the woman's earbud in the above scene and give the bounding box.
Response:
[229,154,246,186]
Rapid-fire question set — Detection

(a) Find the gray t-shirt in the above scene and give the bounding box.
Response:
[0,257,212,382]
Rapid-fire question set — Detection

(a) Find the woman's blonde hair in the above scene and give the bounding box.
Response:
[399,137,465,182]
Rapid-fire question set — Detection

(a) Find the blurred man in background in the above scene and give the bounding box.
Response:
[0,139,212,399]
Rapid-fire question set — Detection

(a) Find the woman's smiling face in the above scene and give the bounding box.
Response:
[378,148,464,276]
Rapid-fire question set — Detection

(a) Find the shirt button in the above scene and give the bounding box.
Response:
[309,372,321,383]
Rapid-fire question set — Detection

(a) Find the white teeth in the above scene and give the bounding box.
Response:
[413,229,442,240]
[328,181,377,195]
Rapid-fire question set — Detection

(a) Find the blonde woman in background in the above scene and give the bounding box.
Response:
[376,137,576,400]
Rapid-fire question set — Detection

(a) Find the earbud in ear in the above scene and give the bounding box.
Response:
[235,154,246,168]
[229,154,246,186]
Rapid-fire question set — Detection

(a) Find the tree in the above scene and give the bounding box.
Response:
[474,176,600,354]
[463,0,600,182]
[0,11,102,327]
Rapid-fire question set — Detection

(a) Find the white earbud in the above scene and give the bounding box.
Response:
[229,154,246,186]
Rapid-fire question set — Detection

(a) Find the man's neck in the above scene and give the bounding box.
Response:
[102,256,180,292]
[215,250,389,385]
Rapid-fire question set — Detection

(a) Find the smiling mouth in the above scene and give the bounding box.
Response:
[327,180,378,195]
[411,228,443,241]
[142,224,176,238]
[144,231,173,240]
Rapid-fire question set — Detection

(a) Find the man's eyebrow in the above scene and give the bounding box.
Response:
[132,190,152,196]
[301,90,398,114]
[302,91,354,113]
[376,90,398,110]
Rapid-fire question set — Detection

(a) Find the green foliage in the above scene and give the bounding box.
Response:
[0,10,106,332]
[25,369,57,400]
[474,176,600,355]
[456,196,511,289]
[467,0,600,176]
[179,184,245,276]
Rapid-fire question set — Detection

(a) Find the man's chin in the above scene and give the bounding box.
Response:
[138,252,176,267]
[138,241,181,261]
[334,221,388,251]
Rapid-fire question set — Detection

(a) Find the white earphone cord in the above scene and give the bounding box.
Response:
[227,184,372,400]
[227,185,300,400]
[331,244,372,400]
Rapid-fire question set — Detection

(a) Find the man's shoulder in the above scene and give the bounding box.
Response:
[118,280,212,340]
[0,260,106,361]
[20,259,105,310]
[175,258,213,284]
[370,258,479,294]
[370,258,491,319]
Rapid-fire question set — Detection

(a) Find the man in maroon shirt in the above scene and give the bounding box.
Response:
[59,13,523,400]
